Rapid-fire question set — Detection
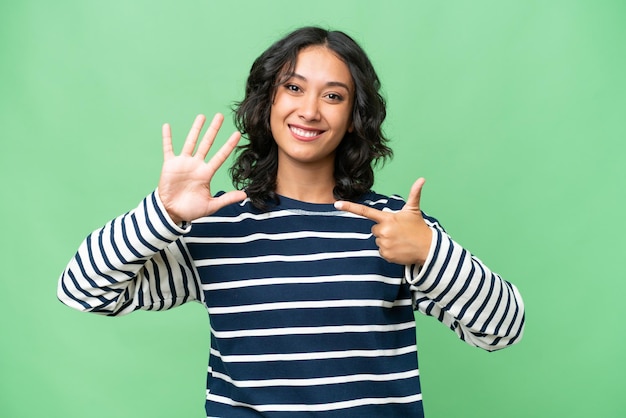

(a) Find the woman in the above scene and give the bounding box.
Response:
[58,26,524,417]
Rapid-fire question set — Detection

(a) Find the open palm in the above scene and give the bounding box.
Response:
[158,113,247,224]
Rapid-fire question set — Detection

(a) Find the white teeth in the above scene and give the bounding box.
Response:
[290,126,321,138]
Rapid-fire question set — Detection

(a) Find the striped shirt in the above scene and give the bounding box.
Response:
[58,190,525,417]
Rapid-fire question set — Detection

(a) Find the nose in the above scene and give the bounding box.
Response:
[298,95,321,121]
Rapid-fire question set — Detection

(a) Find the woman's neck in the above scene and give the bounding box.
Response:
[275,160,336,203]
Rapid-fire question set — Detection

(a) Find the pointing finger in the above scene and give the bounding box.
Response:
[334,200,388,224]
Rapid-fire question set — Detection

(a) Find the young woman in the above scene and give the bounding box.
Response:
[58,27,524,417]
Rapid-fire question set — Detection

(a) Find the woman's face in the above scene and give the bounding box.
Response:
[270,45,354,170]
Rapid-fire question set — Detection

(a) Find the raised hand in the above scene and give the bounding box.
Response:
[158,113,247,225]
[334,178,433,266]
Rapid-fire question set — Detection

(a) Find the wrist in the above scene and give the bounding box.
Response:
[155,187,187,227]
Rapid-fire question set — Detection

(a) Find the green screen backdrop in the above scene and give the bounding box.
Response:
[1,1,625,417]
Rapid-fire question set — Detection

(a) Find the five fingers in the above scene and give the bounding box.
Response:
[162,113,242,166]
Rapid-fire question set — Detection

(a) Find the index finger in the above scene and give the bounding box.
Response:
[334,200,389,223]
[205,130,242,177]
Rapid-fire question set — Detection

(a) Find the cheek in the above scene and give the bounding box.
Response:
[270,94,288,123]
[269,104,285,141]
[339,97,355,133]
[339,107,354,133]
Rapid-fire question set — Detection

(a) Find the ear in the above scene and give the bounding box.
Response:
[348,120,354,133]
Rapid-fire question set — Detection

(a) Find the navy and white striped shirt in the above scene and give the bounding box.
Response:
[58,190,524,417]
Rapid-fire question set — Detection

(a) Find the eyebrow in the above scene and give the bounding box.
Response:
[287,72,352,92]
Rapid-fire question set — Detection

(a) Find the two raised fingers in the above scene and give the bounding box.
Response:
[334,178,426,223]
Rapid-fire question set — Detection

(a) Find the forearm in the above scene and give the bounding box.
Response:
[57,191,198,316]
[407,227,525,351]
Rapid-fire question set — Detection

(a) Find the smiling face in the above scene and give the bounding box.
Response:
[269,45,355,172]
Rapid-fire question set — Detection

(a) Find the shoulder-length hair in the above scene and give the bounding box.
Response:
[230,26,392,210]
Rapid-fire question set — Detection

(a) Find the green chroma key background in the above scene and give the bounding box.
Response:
[1,1,624,417]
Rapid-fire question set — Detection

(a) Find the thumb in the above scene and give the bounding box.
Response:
[402,178,425,212]
[208,190,248,214]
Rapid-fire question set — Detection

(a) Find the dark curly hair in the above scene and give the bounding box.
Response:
[230,26,392,210]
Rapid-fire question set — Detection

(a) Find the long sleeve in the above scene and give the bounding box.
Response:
[406,217,525,351]
[57,190,202,316]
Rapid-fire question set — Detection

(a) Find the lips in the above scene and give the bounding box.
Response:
[289,125,325,141]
